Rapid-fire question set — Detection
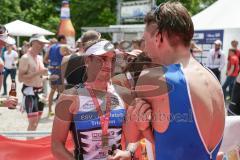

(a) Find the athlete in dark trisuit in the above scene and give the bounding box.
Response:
[51,37,126,160]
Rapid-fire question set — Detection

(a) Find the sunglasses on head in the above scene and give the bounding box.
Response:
[154,5,160,22]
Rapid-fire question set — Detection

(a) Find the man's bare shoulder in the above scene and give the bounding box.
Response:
[20,53,30,61]
[185,60,224,101]
[18,54,31,70]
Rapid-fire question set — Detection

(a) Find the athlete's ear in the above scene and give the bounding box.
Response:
[155,31,163,47]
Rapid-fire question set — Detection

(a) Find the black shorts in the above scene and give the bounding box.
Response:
[23,95,44,118]
[22,85,44,118]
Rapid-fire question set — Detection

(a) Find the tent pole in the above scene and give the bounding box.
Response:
[17,36,20,48]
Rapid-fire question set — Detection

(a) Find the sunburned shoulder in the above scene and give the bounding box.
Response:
[19,54,31,64]
[20,53,30,60]
[184,60,223,93]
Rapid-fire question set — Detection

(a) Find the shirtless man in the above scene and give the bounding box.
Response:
[111,2,225,160]
[18,34,49,131]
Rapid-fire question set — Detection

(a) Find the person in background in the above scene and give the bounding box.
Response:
[40,38,58,104]
[113,41,126,75]
[190,41,202,55]
[44,35,69,116]
[21,41,30,55]
[2,44,18,95]
[228,72,240,115]
[112,50,153,160]
[222,48,239,100]
[132,38,144,50]
[207,39,225,82]
[61,34,91,90]
[231,40,240,67]
[0,25,18,109]
[44,38,58,59]
[61,31,102,90]
[18,34,49,132]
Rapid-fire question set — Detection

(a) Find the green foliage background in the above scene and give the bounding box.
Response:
[0,0,216,39]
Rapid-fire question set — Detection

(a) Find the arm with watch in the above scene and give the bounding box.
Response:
[108,142,139,160]
[108,98,154,160]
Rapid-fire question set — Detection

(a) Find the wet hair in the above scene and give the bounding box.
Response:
[145,1,194,47]
[57,35,66,42]
[144,11,158,36]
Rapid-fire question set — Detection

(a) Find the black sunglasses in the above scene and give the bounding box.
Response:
[154,5,161,22]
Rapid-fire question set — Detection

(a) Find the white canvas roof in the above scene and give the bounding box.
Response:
[5,20,54,36]
[192,0,240,30]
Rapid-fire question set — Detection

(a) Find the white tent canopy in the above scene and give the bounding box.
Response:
[192,0,240,82]
[5,20,54,37]
[192,0,240,30]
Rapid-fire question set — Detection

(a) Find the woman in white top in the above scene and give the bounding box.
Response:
[2,44,18,95]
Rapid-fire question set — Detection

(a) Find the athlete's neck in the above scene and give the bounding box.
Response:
[29,47,40,57]
[86,81,108,92]
[152,46,191,67]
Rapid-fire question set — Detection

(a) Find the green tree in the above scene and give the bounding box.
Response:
[70,0,117,37]
[0,0,217,40]
[0,0,23,24]
[20,0,59,33]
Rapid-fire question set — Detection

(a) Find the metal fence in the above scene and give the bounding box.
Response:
[0,131,51,138]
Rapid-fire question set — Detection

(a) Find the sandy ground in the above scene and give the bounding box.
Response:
[0,72,56,139]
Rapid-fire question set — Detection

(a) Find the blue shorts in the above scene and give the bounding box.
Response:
[49,68,62,85]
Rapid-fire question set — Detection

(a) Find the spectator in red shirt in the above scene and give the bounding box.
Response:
[231,40,240,57]
[222,48,239,100]
[231,40,240,68]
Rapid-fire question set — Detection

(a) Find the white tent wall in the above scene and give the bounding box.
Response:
[192,0,240,83]
[220,28,240,82]
[223,29,240,53]
[193,28,240,83]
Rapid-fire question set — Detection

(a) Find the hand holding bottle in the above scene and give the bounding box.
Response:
[3,96,18,109]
